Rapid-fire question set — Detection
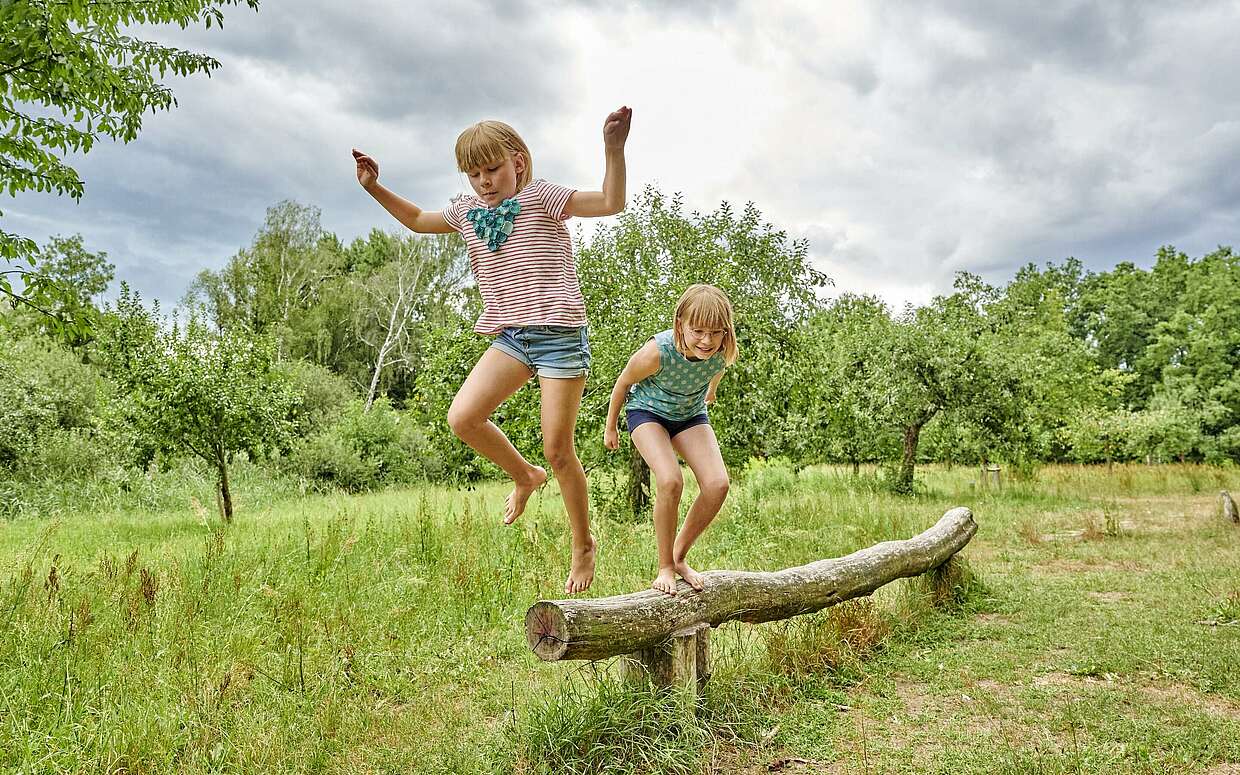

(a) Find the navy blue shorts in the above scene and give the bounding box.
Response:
[626,408,710,438]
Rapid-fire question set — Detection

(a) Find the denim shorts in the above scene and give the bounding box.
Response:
[626,408,710,438]
[490,325,591,379]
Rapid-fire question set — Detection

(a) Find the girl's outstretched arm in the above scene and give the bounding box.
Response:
[566,106,631,218]
[604,338,659,450]
[352,148,455,234]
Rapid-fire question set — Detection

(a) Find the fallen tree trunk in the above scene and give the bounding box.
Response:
[526,506,977,662]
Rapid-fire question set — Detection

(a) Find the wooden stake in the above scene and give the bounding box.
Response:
[1222,490,1239,525]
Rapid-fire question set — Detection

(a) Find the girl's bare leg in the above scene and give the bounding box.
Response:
[539,375,595,593]
[670,424,729,591]
[447,348,546,524]
[630,423,684,596]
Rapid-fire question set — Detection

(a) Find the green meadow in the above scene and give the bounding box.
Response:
[2,462,1238,774]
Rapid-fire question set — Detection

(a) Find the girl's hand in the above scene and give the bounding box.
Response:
[602,106,632,150]
[604,427,620,451]
[353,148,379,188]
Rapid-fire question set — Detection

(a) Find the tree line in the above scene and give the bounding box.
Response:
[2,191,1237,519]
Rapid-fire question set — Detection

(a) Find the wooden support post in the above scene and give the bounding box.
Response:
[623,623,709,695]
[1222,490,1239,525]
[695,625,711,695]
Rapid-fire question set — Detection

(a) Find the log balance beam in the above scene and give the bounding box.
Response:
[525,507,977,694]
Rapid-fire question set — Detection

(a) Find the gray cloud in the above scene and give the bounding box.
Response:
[165,1,570,125]
[5,1,1237,310]
[8,0,577,305]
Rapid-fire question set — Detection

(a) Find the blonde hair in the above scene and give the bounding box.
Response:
[454,120,533,189]
[673,284,739,365]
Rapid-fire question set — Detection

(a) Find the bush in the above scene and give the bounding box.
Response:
[289,430,373,492]
[278,360,356,436]
[289,399,441,491]
[0,376,55,471]
[739,457,798,500]
[0,334,127,474]
[21,428,115,480]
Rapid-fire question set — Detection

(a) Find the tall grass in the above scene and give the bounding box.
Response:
[0,461,1236,772]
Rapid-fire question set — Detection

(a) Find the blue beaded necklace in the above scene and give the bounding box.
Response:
[465,197,521,252]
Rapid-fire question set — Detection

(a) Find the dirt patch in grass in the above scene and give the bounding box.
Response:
[974,613,1013,626]
[709,745,848,774]
[1030,671,1240,718]
[1086,590,1129,603]
[1031,671,1109,689]
[1138,683,1240,719]
[885,677,1009,742]
[1033,496,1219,541]
[1107,495,1221,530]
[1031,557,1148,575]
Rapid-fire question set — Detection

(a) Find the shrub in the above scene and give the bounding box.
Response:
[289,399,441,491]
[21,428,114,480]
[289,430,373,492]
[278,360,356,437]
[739,457,798,500]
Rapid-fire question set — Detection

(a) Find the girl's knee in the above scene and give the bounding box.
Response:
[543,442,579,471]
[701,476,730,501]
[446,405,481,438]
[655,471,684,499]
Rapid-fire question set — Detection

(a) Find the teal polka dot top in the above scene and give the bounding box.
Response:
[626,329,725,421]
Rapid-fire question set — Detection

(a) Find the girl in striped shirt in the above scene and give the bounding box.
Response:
[352,106,631,594]
[604,285,738,596]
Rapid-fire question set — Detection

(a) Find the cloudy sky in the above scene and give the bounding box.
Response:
[7,0,1240,309]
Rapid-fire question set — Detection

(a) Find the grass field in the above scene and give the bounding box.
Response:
[2,462,1238,774]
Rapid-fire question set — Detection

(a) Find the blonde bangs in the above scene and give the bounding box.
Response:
[454,120,533,188]
[673,284,739,365]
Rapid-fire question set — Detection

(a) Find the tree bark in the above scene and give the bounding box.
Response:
[628,443,650,517]
[897,422,923,494]
[526,506,976,662]
[215,448,233,524]
[620,623,708,692]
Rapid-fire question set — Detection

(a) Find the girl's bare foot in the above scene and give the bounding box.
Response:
[504,466,547,525]
[565,535,597,594]
[674,560,704,591]
[651,567,679,596]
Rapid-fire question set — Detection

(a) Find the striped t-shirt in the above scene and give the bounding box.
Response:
[442,179,587,335]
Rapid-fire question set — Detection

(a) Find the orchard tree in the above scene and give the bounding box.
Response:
[986,262,1108,461]
[790,295,896,473]
[1,0,259,332]
[101,287,295,522]
[839,278,1028,494]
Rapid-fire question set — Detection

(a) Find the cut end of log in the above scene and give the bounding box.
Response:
[525,601,569,661]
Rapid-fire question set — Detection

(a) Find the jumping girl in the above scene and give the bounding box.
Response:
[604,284,738,595]
[352,106,632,594]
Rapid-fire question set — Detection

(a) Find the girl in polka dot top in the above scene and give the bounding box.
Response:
[604,285,739,596]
